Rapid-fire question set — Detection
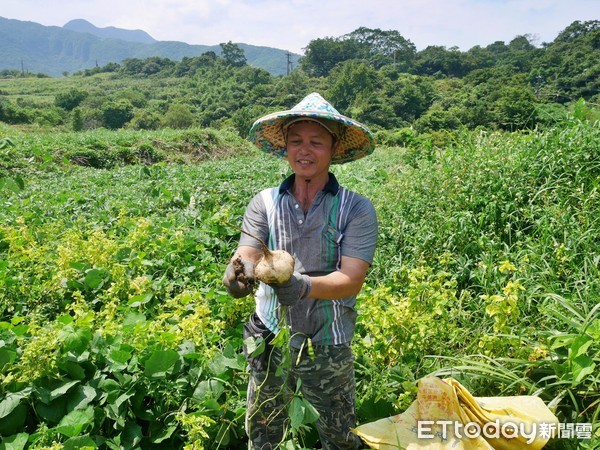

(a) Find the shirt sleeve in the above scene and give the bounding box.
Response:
[239,191,269,250]
[339,195,378,265]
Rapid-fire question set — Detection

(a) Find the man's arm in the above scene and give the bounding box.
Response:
[307,256,370,300]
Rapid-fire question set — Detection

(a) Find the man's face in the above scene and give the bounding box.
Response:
[285,121,336,180]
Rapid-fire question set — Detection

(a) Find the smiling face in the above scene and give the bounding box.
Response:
[285,120,337,183]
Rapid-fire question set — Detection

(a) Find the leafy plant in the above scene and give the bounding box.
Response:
[0,112,598,448]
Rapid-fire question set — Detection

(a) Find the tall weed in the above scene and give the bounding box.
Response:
[1,117,599,447]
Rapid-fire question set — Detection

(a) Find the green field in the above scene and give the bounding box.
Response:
[0,18,598,449]
[0,110,599,449]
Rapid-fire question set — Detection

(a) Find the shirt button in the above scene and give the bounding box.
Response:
[295,204,299,209]
[298,219,303,224]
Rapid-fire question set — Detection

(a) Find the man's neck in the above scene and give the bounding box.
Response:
[293,174,328,212]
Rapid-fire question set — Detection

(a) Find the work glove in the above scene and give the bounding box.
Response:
[223,257,255,298]
[271,272,311,307]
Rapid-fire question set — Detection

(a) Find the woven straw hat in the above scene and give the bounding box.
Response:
[248,92,375,164]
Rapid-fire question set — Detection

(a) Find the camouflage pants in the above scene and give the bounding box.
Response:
[245,335,363,450]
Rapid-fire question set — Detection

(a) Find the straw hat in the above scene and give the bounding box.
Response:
[248,92,375,164]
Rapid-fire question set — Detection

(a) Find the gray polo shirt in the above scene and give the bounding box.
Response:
[240,173,378,347]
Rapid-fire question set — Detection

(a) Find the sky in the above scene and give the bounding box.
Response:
[3,0,599,54]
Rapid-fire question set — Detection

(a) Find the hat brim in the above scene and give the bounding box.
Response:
[249,109,375,164]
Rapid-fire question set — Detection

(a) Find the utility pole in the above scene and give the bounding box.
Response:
[21,59,25,76]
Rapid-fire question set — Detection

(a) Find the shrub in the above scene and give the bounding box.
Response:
[129,110,162,130]
[161,104,195,129]
[54,89,88,111]
[374,127,418,147]
[102,99,134,129]
[71,107,84,131]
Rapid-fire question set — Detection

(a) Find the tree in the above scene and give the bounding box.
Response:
[301,37,362,77]
[553,20,599,43]
[120,57,174,76]
[328,60,378,111]
[351,91,398,128]
[301,28,416,76]
[492,85,537,130]
[220,41,247,67]
[55,89,88,111]
[508,35,537,52]
[162,104,195,129]
[234,66,271,88]
[386,74,436,122]
[531,20,600,101]
[273,69,312,100]
[230,104,268,137]
[174,52,218,76]
[465,46,496,71]
[72,107,84,131]
[121,58,145,75]
[0,98,32,124]
[129,110,161,130]
[496,35,541,72]
[414,46,475,77]
[486,41,509,56]
[116,89,147,108]
[414,105,461,133]
[102,99,134,129]
[344,27,416,70]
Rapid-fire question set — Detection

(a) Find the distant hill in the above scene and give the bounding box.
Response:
[63,19,157,44]
[0,17,301,76]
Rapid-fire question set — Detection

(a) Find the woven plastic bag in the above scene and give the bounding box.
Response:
[353,376,559,450]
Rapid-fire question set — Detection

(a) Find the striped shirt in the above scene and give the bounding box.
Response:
[239,172,378,347]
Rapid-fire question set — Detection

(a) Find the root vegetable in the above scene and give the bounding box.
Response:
[232,225,295,285]
[255,248,295,285]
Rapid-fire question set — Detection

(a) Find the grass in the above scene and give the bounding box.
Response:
[0,115,599,448]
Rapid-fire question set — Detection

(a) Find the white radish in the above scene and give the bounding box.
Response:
[233,225,295,285]
[255,247,295,285]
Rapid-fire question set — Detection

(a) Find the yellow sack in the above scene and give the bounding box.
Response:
[353,376,559,450]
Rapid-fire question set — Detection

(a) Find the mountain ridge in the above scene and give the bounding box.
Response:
[63,19,157,44]
[0,16,300,76]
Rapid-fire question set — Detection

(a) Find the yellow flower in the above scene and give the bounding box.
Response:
[498,260,517,273]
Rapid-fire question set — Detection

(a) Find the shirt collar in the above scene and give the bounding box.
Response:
[279,172,340,195]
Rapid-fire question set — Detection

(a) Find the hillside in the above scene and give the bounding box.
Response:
[0,19,596,138]
[63,19,157,44]
[0,16,301,76]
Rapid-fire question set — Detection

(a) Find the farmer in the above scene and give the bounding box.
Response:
[223,92,378,450]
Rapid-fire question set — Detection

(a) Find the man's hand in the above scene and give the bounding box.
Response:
[272,272,311,306]
[223,256,255,298]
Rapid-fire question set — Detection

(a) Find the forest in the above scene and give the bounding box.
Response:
[0,20,597,141]
[0,18,598,450]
